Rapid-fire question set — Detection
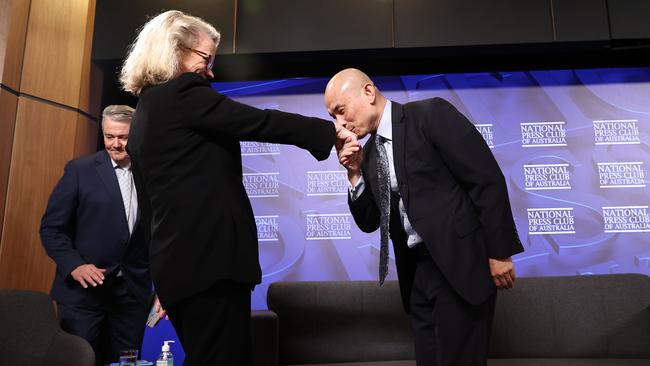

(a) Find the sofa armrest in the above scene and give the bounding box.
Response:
[252,310,279,366]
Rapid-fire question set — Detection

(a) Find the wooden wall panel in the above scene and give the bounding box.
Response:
[0,89,18,246]
[79,63,103,119]
[20,0,93,108]
[0,97,76,292]
[78,1,98,116]
[0,0,31,90]
[74,114,99,158]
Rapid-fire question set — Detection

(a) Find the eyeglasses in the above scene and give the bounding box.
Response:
[185,47,215,70]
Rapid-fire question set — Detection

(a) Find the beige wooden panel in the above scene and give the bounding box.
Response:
[20,0,93,108]
[74,113,98,158]
[0,89,18,246]
[0,97,76,292]
[78,0,98,116]
[0,0,31,90]
[79,62,103,119]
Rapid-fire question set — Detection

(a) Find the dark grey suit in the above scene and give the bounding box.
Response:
[349,98,524,365]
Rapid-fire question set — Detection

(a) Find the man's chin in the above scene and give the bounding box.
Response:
[108,152,127,162]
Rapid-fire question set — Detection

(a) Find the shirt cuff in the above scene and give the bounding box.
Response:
[348,175,366,201]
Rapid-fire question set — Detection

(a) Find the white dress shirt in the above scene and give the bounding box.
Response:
[111,159,138,236]
[349,101,423,248]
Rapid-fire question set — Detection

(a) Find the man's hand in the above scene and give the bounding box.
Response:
[335,123,363,185]
[488,257,515,290]
[335,122,357,151]
[70,264,106,288]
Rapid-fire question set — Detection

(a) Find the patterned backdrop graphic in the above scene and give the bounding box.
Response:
[141,67,650,363]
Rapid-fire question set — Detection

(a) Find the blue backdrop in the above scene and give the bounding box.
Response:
[141,67,650,363]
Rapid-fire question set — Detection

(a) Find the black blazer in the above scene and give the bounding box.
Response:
[350,98,524,309]
[40,150,152,306]
[127,72,336,306]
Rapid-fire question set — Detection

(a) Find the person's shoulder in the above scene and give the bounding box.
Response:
[406,97,452,109]
[174,72,211,88]
[167,72,225,101]
[67,150,106,170]
[141,73,212,96]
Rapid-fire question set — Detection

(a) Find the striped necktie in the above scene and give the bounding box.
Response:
[375,134,390,285]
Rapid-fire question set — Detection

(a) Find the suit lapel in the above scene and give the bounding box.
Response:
[364,135,379,200]
[391,102,409,208]
[391,102,406,183]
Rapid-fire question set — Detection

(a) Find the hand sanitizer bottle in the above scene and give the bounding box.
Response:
[156,340,175,366]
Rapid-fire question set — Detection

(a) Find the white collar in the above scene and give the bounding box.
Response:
[110,156,131,170]
[375,101,392,141]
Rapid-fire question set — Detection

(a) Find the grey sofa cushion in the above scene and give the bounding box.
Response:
[267,281,415,365]
[489,274,650,358]
[252,310,279,366]
[265,274,650,365]
[0,290,94,366]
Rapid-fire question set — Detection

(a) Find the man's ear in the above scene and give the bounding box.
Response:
[363,83,376,104]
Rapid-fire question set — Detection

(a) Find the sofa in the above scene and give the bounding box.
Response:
[250,273,650,366]
[0,289,95,366]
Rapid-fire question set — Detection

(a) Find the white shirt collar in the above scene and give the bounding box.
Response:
[110,156,131,170]
[376,101,392,141]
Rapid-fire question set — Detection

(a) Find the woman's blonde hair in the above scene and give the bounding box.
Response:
[120,10,220,96]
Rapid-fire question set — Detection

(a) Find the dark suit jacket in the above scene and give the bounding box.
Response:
[127,72,336,306]
[350,98,524,310]
[40,150,152,306]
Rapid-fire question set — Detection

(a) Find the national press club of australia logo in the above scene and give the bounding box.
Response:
[597,162,646,188]
[593,119,640,145]
[520,121,567,147]
[255,215,279,241]
[523,163,571,190]
[243,172,280,198]
[240,141,281,155]
[526,207,575,235]
[305,213,352,240]
[602,206,650,233]
[474,124,494,148]
[306,170,348,196]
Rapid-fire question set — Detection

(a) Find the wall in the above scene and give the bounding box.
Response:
[0,0,102,293]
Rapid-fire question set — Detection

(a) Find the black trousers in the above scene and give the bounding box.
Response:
[166,280,253,366]
[57,276,149,366]
[408,246,496,366]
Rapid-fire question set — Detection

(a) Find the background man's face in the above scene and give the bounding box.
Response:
[103,118,130,164]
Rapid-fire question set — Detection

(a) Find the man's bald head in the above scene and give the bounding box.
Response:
[324,68,386,139]
[325,68,374,99]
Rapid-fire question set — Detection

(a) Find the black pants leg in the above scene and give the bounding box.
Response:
[166,280,252,366]
[58,277,149,366]
[104,277,149,363]
[409,254,496,366]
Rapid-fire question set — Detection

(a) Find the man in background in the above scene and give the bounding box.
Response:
[40,105,153,366]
